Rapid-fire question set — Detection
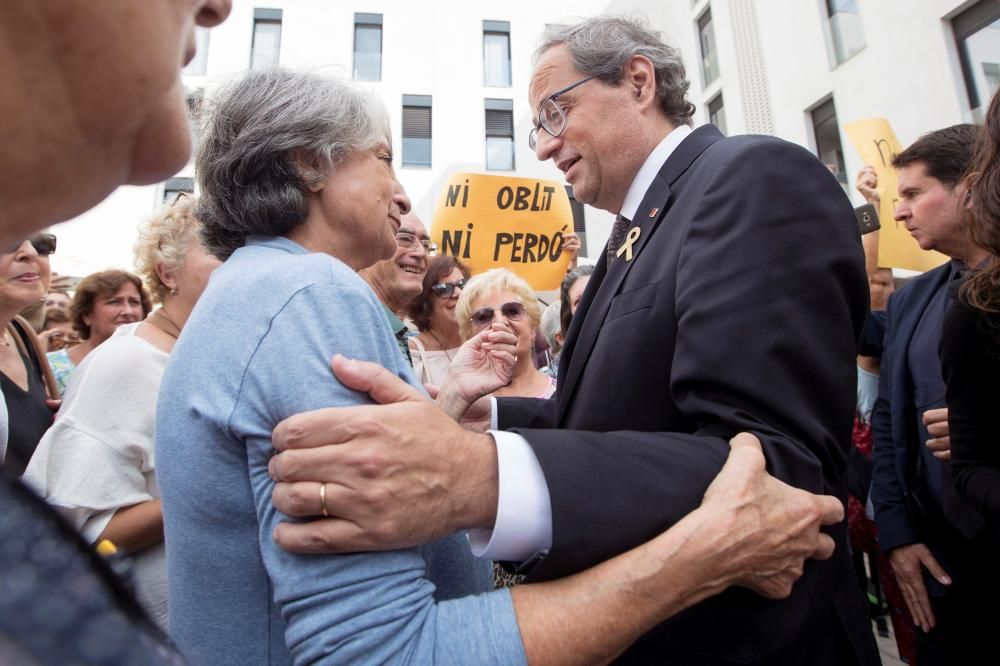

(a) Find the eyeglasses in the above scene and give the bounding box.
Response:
[5,233,57,256]
[528,75,597,150]
[396,231,437,256]
[470,301,526,330]
[430,278,468,298]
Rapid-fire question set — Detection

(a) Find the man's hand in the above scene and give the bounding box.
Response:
[856,166,880,205]
[692,433,843,600]
[923,407,950,460]
[888,542,951,632]
[269,355,499,554]
[436,325,516,421]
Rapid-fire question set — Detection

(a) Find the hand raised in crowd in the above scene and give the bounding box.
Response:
[888,542,951,632]
[560,231,581,270]
[680,433,843,600]
[855,165,880,205]
[923,407,950,460]
[435,322,517,421]
[269,355,496,554]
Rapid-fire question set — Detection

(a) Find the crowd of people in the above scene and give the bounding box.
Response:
[2,2,999,664]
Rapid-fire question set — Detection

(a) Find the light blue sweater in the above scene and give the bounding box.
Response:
[156,236,525,665]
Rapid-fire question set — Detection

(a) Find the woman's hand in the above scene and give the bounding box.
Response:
[435,324,517,421]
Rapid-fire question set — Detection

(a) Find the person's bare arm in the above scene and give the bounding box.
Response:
[96,499,163,554]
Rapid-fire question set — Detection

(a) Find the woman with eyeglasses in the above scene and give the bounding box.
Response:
[0,233,60,476]
[457,268,556,399]
[406,254,471,387]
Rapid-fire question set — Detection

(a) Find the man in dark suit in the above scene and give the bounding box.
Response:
[869,124,996,664]
[268,15,877,665]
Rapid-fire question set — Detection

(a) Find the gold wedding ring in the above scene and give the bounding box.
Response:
[319,482,329,518]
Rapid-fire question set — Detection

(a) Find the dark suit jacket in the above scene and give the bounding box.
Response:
[870,262,986,570]
[870,263,952,553]
[498,126,877,664]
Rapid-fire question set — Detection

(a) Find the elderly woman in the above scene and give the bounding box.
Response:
[0,234,59,475]
[156,68,527,665]
[457,268,556,399]
[46,268,151,395]
[23,196,219,629]
[406,254,471,386]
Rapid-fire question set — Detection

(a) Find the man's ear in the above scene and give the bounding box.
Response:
[623,54,656,105]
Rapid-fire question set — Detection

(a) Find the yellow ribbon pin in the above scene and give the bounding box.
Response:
[616,227,641,262]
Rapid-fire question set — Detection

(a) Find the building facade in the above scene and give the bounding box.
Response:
[50,0,999,276]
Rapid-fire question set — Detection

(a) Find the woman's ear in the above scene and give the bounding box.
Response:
[155,261,177,294]
[291,150,326,193]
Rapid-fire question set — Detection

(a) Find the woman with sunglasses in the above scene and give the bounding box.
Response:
[0,233,60,476]
[406,255,471,387]
[457,268,556,399]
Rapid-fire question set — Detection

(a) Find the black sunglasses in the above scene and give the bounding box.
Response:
[470,301,526,329]
[6,233,57,256]
[430,278,469,298]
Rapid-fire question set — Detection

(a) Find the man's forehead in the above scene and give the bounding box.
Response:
[528,46,576,109]
[399,218,428,238]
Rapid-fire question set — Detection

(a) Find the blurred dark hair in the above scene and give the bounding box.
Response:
[41,307,70,330]
[406,255,472,332]
[559,264,595,338]
[960,90,1000,313]
[892,123,981,188]
[70,270,151,340]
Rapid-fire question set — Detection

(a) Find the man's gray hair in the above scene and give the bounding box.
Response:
[196,68,391,259]
[535,15,695,126]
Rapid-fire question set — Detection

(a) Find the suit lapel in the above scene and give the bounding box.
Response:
[556,126,724,422]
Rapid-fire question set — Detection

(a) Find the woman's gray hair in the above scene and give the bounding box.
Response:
[196,68,391,259]
[535,15,695,126]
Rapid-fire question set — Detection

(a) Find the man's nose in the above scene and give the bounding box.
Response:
[533,129,560,162]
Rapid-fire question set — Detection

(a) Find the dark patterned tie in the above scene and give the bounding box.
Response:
[606,214,631,264]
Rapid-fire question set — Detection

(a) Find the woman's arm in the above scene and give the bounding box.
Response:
[942,301,1000,523]
[97,499,163,554]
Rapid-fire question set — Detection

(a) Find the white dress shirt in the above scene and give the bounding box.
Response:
[469,125,694,561]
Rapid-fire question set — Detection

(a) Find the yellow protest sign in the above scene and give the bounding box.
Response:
[432,173,573,290]
[845,118,948,272]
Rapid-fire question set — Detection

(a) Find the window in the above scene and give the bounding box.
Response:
[708,94,727,135]
[697,8,719,86]
[183,27,211,76]
[565,186,588,257]
[811,98,846,186]
[483,20,511,87]
[952,0,1000,115]
[402,95,432,168]
[485,99,514,171]
[250,8,282,69]
[163,177,194,204]
[825,0,866,65]
[354,13,383,81]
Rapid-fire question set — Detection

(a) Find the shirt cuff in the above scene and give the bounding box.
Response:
[468,430,553,561]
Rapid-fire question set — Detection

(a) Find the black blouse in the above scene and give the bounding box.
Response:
[941,297,1000,524]
[1,319,53,476]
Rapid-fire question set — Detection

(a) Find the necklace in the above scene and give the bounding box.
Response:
[427,330,456,361]
[148,308,182,340]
